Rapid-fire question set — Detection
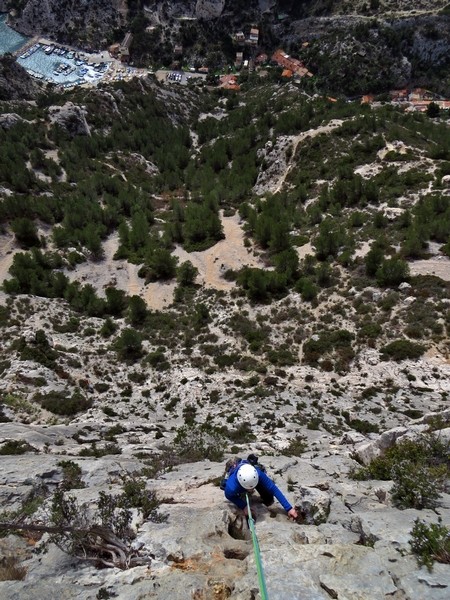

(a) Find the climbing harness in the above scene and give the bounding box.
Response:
[246,493,269,600]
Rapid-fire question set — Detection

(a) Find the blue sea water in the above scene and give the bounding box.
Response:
[0,13,28,54]
[0,13,107,86]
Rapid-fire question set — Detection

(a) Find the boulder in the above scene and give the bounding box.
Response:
[48,103,91,138]
[295,486,331,525]
[195,0,226,20]
[0,113,25,130]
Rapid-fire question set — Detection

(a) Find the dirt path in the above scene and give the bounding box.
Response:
[0,233,18,284]
[272,119,344,195]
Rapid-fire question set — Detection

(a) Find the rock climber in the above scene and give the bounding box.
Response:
[223,455,298,521]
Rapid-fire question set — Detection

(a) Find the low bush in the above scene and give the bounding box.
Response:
[58,460,85,491]
[380,339,426,361]
[391,461,444,510]
[0,557,27,581]
[351,435,449,509]
[0,440,36,455]
[35,390,93,416]
[410,519,450,571]
[173,424,225,462]
[281,436,308,457]
[78,443,122,457]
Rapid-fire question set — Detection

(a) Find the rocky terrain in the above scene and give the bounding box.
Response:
[2,1,450,95]
[0,8,450,596]
[0,56,40,101]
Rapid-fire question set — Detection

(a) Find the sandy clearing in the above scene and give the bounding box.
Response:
[0,233,19,284]
[1,213,447,315]
[64,212,265,310]
[172,212,266,290]
[296,241,314,261]
[410,256,450,281]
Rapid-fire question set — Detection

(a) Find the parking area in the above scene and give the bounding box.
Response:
[155,70,207,86]
[167,71,184,83]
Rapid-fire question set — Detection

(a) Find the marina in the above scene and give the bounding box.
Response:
[0,13,147,89]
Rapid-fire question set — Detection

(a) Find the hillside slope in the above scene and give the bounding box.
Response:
[0,53,449,598]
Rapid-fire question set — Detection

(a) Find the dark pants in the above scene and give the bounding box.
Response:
[256,483,274,507]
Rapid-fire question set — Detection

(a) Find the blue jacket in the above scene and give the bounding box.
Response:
[224,464,292,512]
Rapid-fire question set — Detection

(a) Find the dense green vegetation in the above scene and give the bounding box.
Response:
[0,76,449,381]
[352,435,449,510]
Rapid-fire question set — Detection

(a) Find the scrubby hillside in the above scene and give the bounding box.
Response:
[3,0,450,94]
[0,71,449,597]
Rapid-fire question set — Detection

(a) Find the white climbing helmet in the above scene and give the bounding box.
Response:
[237,464,259,490]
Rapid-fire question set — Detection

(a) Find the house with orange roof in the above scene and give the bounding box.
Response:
[219,74,240,91]
[271,49,313,78]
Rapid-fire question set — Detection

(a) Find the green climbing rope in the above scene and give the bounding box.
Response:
[246,493,269,600]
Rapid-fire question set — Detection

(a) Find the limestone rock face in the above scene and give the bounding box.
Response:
[8,0,125,49]
[48,102,91,138]
[195,0,225,20]
[296,485,331,525]
[0,56,39,101]
[0,113,25,130]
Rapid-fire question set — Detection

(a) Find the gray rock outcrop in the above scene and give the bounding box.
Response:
[48,102,91,137]
[0,56,39,101]
[7,0,125,49]
[195,0,226,20]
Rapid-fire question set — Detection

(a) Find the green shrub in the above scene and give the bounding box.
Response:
[380,339,425,361]
[78,442,122,457]
[266,348,297,366]
[347,418,379,434]
[146,349,170,370]
[0,440,36,455]
[16,330,59,369]
[120,476,168,522]
[352,435,449,509]
[410,519,450,571]
[58,460,85,491]
[226,422,256,443]
[35,390,93,416]
[282,436,308,457]
[391,461,444,510]
[214,353,240,368]
[173,424,225,462]
[376,257,410,286]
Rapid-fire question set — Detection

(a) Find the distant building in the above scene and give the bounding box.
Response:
[174,44,183,57]
[234,32,245,44]
[235,52,243,68]
[219,74,240,91]
[255,53,268,65]
[390,89,408,102]
[108,43,120,58]
[249,27,259,46]
[119,32,133,63]
[271,49,313,78]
